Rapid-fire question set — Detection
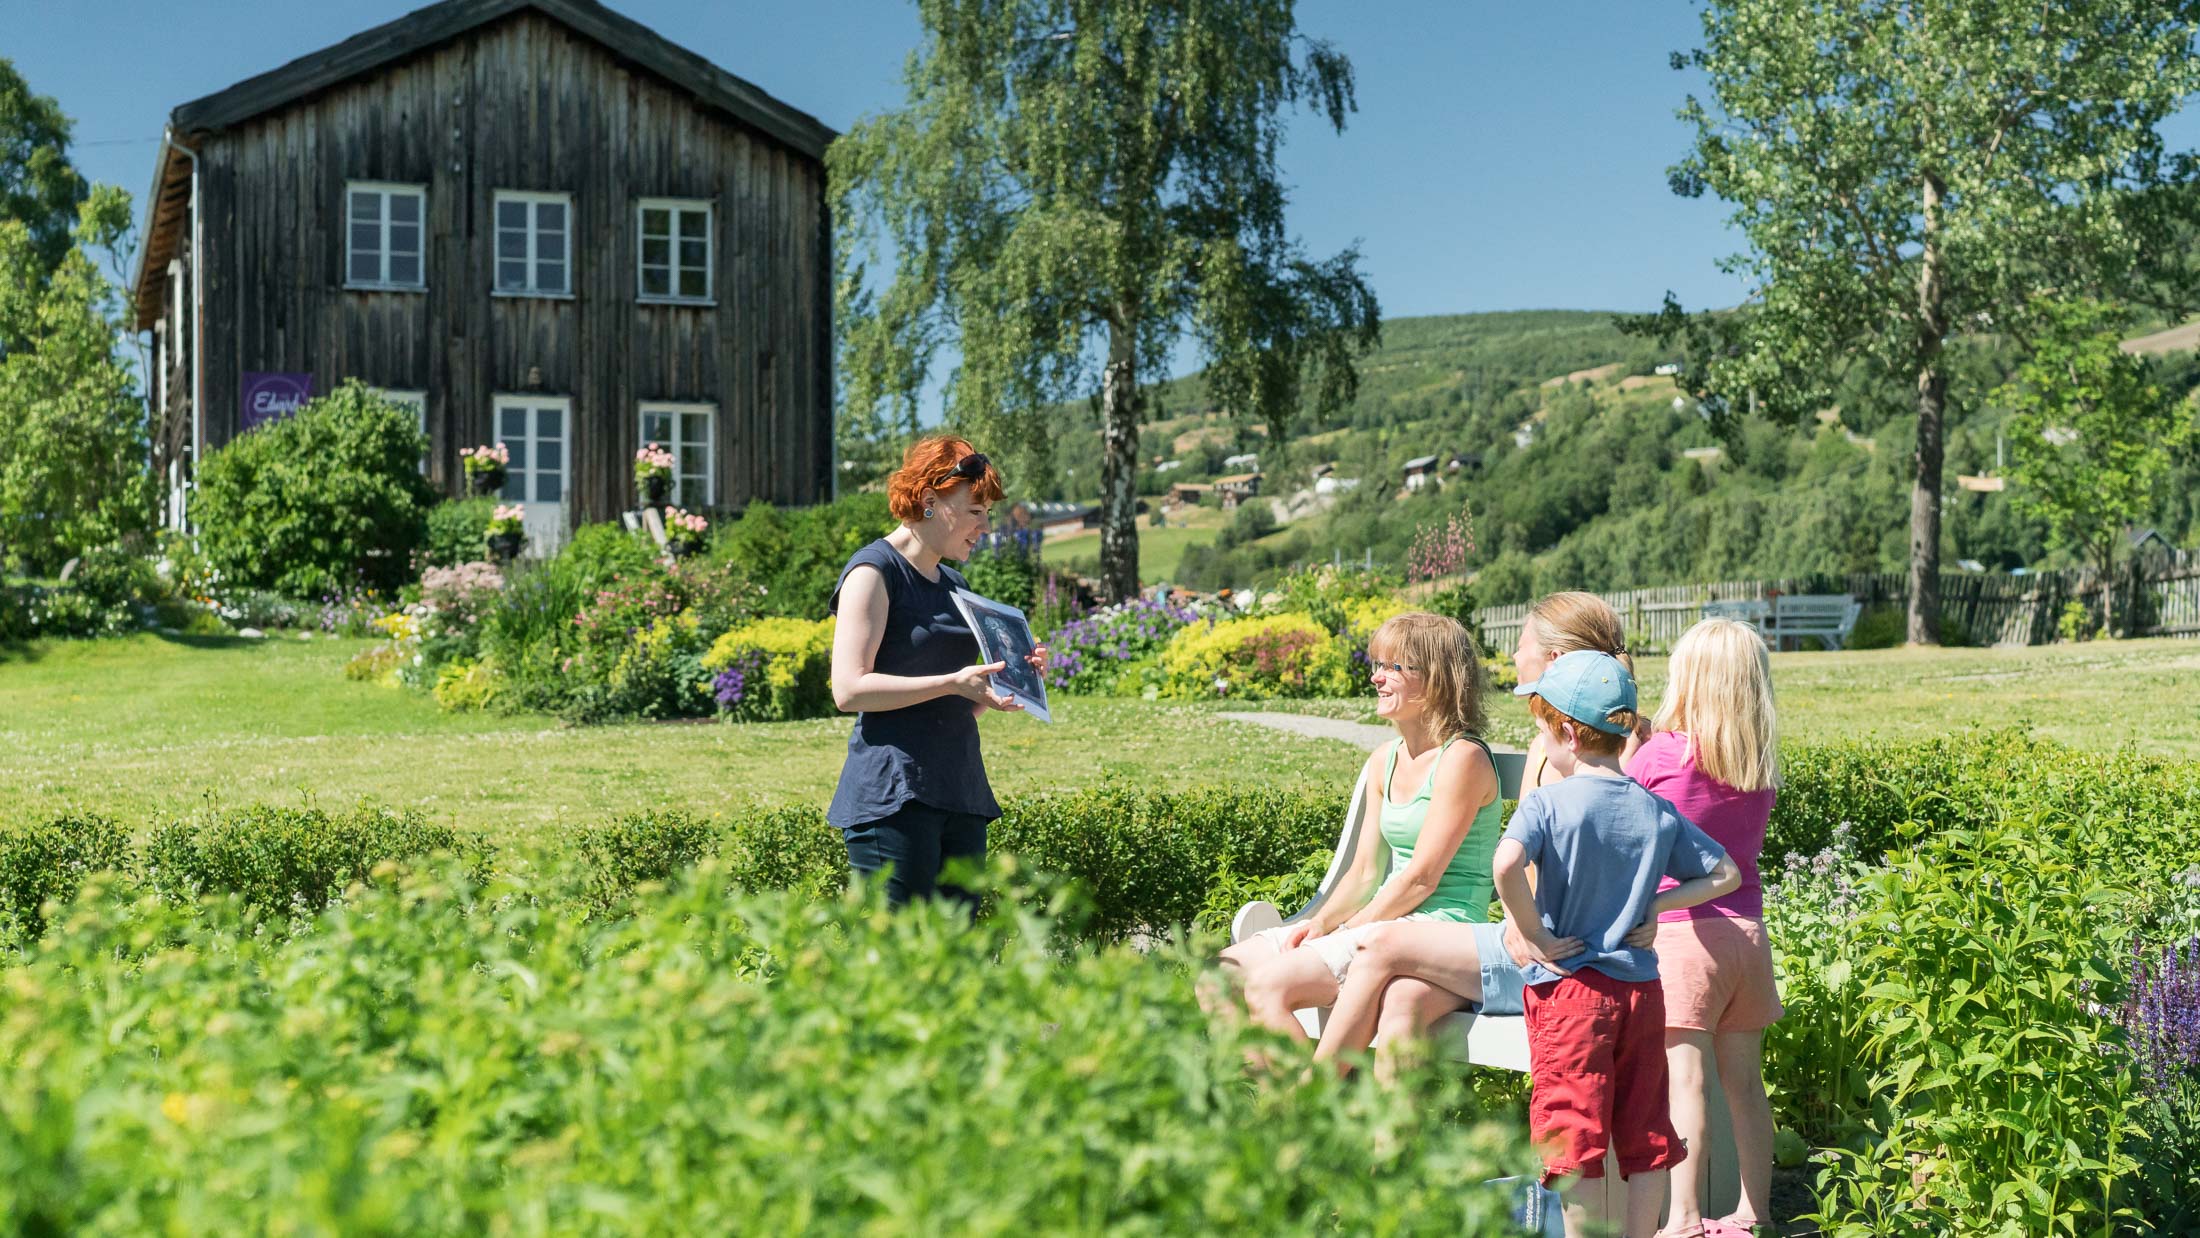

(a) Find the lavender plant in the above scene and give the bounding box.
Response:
[1042,597,1203,696]
[2124,934,2200,1231]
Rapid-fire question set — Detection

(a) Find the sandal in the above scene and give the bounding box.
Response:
[1706,1219,1763,1238]
[1655,1225,1707,1238]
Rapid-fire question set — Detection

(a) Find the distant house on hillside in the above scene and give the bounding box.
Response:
[1448,451,1479,473]
[1310,461,1336,481]
[1213,472,1262,509]
[1169,481,1213,507]
[1222,452,1260,471]
[1654,362,1684,377]
[1402,454,1439,491]
[134,0,836,550]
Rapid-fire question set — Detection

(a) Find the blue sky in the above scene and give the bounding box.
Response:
[11,0,1754,323]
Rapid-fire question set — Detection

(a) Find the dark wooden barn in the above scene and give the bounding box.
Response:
[133,0,836,547]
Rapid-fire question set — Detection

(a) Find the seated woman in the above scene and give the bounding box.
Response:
[1214,613,1502,1045]
[1313,592,1641,1079]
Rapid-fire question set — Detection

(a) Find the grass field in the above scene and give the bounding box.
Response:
[1039,505,1232,582]
[5,634,2194,832]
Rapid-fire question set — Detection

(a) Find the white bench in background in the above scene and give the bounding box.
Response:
[1229,753,1739,1224]
[1767,594,1862,651]
[1700,599,1771,630]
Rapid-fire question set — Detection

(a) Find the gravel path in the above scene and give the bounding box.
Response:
[1218,711,1523,754]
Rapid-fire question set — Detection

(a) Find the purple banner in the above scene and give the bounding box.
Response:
[241,372,313,431]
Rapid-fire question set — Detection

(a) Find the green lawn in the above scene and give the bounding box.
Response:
[4,634,2194,833]
[1040,513,1228,583]
[0,635,1364,832]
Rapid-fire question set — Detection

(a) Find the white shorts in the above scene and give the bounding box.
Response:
[1250,914,1442,984]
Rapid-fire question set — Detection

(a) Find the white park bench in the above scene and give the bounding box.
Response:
[1767,593,1862,651]
[1229,752,1739,1223]
[1699,598,1771,629]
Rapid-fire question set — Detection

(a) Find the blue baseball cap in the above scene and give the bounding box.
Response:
[1514,649,1637,734]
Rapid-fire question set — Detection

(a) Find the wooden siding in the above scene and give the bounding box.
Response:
[186,9,830,520]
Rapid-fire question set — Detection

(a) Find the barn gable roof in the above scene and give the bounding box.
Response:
[175,0,834,157]
[133,0,834,327]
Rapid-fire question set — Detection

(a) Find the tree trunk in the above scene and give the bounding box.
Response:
[1098,313,1142,602]
[1906,174,1948,647]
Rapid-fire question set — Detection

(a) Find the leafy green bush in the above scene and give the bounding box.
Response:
[1159,611,1356,700]
[563,808,725,907]
[714,492,893,617]
[992,783,1346,943]
[144,803,476,915]
[430,659,502,712]
[701,616,836,721]
[1798,816,2145,1236]
[421,498,496,569]
[1844,604,1905,650]
[960,542,1042,610]
[1770,731,2200,934]
[193,381,435,596]
[0,813,130,939]
[557,520,661,593]
[0,862,1530,1233]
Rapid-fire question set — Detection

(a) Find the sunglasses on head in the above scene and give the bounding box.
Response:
[937,452,991,484]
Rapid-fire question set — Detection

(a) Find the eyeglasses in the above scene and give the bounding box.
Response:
[937,452,991,485]
[1371,659,1422,678]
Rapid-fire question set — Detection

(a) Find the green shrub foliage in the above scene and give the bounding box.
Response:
[0,863,1531,1233]
[421,498,497,569]
[0,813,129,939]
[193,381,436,596]
[713,492,893,617]
[145,803,475,915]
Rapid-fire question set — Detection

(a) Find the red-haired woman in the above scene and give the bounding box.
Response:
[826,435,1046,908]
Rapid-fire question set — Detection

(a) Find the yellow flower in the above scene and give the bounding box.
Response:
[161,1091,191,1125]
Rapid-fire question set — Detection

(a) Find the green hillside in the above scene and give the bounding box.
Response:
[1029,308,2200,601]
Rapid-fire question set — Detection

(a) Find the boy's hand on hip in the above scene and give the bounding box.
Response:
[1623,916,1659,949]
[1504,921,1584,972]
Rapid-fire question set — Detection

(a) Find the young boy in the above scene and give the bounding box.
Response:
[1493,650,1741,1238]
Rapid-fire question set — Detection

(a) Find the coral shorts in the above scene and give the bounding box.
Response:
[1654,915,1784,1033]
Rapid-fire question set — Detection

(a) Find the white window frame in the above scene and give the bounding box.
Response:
[377,388,428,473]
[635,198,714,304]
[345,181,427,291]
[638,402,717,507]
[493,394,573,507]
[492,190,575,297]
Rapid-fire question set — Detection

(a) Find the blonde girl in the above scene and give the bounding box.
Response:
[1214,613,1503,1044]
[1626,618,1780,1238]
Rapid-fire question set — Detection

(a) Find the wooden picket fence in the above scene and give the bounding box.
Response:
[1475,548,2200,655]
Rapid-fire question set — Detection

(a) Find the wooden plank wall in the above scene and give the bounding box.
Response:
[192,9,830,522]
[1475,548,2200,653]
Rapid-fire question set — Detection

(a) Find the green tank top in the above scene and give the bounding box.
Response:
[1377,735,1503,923]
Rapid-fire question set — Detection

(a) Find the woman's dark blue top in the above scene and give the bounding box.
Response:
[826,539,1000,829]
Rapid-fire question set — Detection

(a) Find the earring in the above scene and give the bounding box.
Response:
[924,505,935,519]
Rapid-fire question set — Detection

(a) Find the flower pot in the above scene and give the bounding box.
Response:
[642,473,672,506]
[487,531,523,563]
[470,465,508,497]
[665,536,698,559]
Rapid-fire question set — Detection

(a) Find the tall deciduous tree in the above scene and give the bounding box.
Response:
[0,58,89,294]
[0,193,149,572]
[1639,0,2200,643]
[832,0,1379,599]
[1996,300,2193,634]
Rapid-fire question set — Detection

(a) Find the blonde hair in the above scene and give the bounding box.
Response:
[1654,617,1779,792]
[1528,591,1634,674]
[1369,612,1486,743]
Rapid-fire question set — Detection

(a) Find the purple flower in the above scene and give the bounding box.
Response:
[2125,936,2200,1095]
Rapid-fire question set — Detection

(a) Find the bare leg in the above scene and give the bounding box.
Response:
[1625,1168,1669,1238]
[1713,1029,1775,1230]
[1311,920,1487,1067]
[1369,976,1471,1086]
[1664,1030,1713,1230]
[1235,944,1342,1043]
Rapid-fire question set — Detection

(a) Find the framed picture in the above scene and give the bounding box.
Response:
[950,587,1052,722]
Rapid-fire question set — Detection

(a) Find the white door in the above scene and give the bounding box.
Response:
[495,396,571,556]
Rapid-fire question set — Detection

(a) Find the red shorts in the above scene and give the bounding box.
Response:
[1523,969,1686,1183]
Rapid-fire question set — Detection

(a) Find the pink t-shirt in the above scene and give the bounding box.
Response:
[1630,730,1775,922]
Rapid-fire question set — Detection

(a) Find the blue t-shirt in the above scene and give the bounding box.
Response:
[825,540,1000,828]
[1501,775,1727,986]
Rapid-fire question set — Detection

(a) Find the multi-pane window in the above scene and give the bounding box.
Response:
[639,403,716,506]
[494,191,572,296]
[497,396,569,504]
[346,183,425,289]
[637,199,712,302]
